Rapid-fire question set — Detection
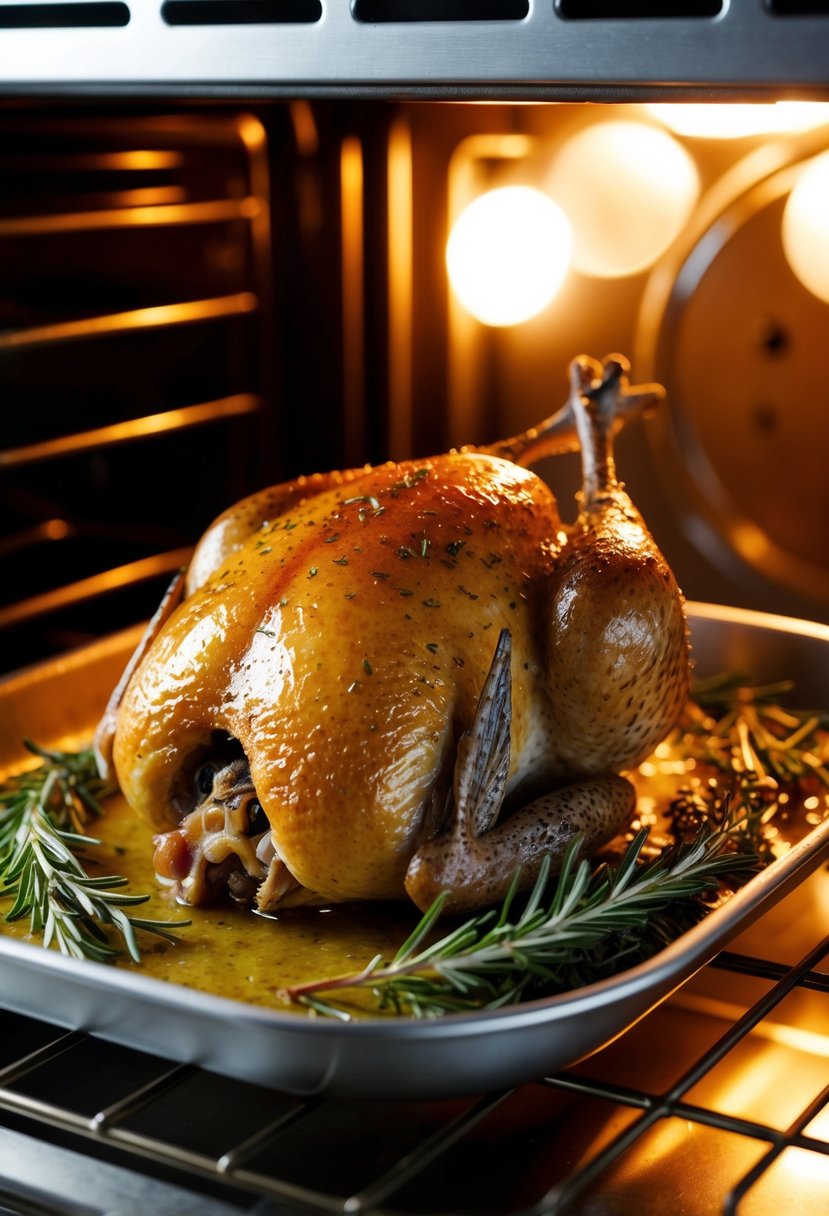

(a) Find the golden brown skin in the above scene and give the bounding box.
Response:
[106,354,690,913]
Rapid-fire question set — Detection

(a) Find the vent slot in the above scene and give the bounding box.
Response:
[556,0,721,16]
[0,2,129,26]
[353,0,529,20]
[768,0,829,12]
[161,0,322,22]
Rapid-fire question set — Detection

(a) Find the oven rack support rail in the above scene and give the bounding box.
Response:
[0,934,826,1216]
[0,2,828,97]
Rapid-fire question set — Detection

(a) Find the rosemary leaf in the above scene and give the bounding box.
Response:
[285,816,758,1020]
[0,743,188,963]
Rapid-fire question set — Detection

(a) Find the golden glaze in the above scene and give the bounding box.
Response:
[114,454,569,902]
[111,355,691,912]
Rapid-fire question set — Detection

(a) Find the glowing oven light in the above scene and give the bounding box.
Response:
[646,101,829,140]
[545,122,700,279]
[446,185,572,327]
[782,151,829,305]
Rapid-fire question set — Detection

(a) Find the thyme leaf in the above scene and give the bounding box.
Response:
[0,742,188,963]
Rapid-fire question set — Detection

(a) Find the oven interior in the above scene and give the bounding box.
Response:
[2,6,829,1214]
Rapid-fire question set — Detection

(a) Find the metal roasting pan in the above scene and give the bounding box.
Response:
[1,602,828,1100]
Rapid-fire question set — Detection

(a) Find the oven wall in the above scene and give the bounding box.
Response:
[2,99,828,676]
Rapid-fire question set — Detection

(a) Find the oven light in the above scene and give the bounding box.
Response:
[782,152,829,305]
[445,185,571,327]
[646,101,829,140]
[546,122,699,279]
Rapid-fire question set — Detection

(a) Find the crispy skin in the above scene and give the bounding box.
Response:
[112,358,690,911]
[114,454,570,902]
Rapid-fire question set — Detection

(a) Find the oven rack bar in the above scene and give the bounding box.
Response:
[0,197,260,238]
[0,293,259,353]
[0,394,263,470]
[0,2,828,94]
[0,547,193,629]
[0,931,825,1215]
[0,111,274,674]
[539,933,829,1213]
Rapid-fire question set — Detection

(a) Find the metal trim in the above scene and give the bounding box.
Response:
[0,4,826,93]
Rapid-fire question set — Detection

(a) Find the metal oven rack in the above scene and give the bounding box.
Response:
[0,110,274,675]
[0,883,826,1216]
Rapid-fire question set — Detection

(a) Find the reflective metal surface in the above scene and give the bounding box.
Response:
[637,127,829,615]
[0,828,826,1215]
[0,4,827,95]
[0,603,828,1100]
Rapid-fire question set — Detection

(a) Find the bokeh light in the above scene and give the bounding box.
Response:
[647,101,829,140]
[446,185,572,327]
[782,151,829,305]
[546,121,699,278]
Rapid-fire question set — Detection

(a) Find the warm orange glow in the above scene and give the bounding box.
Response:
[239,197,262,220]
[805,1103,829,1141]
[446,185,572,326]
[771,1148,829,1198]
[95,149,184,170]
[341,137,365,464]
[290,100,320,157]
[110,187,187,208]
[0,294,258,352]
[387,121,413,459]
[0,198,259,238]
[647,101,829,140]
[0,395,262,469]
[0,550,193,630]
[727,519,777,565]
[782,151,829,305]
[237,114,267,154]
[43,519,70,541]
[675,993,829,1141]
[547,122,699,278]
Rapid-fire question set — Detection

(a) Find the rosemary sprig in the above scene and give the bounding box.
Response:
[668,674,829,859]
[0,741,187,963]
[285,819,758,1019]
[286,669,829,1021]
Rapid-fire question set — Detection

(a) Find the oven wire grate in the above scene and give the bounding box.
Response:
[0,930,826,1215]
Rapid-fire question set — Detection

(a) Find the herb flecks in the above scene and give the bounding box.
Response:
[391,468,430,496]
[286,673,828,1021]
[343,493,384,522]
[666,673,829,861]
[0,743,187,963]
